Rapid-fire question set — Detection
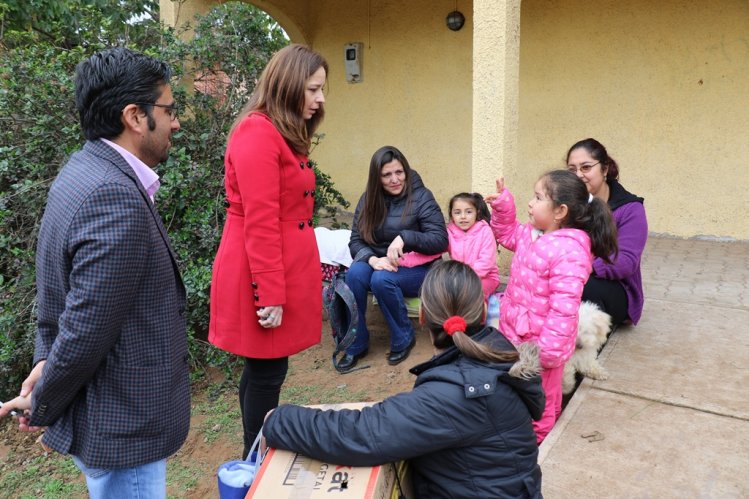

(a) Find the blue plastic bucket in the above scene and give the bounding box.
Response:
[217,452,257,499]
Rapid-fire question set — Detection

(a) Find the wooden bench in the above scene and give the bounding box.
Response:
[371,295,421,318]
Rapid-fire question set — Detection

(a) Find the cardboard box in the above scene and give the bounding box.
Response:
[247,403,411,499]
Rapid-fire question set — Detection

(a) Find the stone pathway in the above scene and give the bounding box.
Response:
[539,236,749,497]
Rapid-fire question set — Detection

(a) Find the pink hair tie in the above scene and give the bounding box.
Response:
[443,316,467,336]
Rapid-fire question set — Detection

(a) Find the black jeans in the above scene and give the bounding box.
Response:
[239,357,289,459]
[582,276,629,326]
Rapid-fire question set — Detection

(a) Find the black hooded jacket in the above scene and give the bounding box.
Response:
[348,170,448,263]
[264,328,545,498]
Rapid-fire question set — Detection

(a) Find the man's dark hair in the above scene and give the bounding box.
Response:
[75,47,172,140]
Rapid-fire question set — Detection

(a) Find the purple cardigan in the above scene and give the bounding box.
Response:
[593,180,648,324]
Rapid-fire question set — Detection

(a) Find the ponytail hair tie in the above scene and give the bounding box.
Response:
[443,316,467,336]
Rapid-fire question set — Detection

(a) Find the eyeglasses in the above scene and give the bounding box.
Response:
[135,102,179,121]
[567,162,600,174]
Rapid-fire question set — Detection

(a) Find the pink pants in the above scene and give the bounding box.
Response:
[533,364,564,444]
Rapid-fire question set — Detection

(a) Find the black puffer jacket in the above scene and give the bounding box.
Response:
[264,328,545,498]
[348,170,448,263]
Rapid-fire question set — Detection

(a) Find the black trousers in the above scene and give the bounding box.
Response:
[582,276,629,326]
[239,356,289,459]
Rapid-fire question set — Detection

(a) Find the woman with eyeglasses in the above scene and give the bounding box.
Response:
[566,138,648,327]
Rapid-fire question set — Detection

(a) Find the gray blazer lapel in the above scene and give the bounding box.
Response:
[83,140,182,269]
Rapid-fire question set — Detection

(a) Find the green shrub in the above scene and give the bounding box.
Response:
[0,1,348,399]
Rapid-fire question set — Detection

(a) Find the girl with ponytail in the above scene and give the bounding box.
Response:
[485,170,618,443]
[262,260,544,498]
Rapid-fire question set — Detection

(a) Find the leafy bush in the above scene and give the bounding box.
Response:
[0,1,349,398]
[0,43,88,397]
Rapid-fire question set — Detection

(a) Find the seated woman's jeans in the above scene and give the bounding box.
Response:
[345,261,431,355]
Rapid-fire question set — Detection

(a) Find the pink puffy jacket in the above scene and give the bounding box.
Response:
[490,188,592,369]
[447,220,500,300]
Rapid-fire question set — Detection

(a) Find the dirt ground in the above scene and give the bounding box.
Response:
[183,309,433,498]
[0,309,432,498]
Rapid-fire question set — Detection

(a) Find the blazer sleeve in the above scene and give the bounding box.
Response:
[490,189,522,253]
[348,194,376,263]
[399,190,448,255]
[264,383,477,467]
[592,202,648,280]
[230,119,286,306]
[30,183,150,426]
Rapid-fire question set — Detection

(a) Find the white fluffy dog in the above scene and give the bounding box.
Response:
[562,301,612,394]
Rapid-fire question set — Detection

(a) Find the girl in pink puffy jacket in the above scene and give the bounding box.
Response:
[398,194,501,302]
[446,193,500,301]
[486,170,618,443]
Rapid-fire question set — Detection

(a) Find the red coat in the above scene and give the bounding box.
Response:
[209,113,322,358]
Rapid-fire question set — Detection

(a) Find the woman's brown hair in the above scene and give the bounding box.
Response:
[358,145,414,245]
[566,138,620,181]
[230,44,328,155]
[420,261,519,363]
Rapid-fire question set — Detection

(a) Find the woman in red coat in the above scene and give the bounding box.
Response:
[209,44,328,458]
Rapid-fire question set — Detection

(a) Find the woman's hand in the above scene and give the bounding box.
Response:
[386,236,405,266]
[368,256,397,272]
[257,305,283,328]
[484,177,505,204]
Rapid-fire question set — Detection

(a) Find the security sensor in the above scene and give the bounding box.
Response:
[344,43,363,83]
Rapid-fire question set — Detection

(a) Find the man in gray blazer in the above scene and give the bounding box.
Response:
[0,48,189,497]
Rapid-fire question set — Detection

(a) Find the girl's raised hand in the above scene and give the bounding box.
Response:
[484,177,505,203]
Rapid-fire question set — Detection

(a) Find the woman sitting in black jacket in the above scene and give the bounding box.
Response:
[263,261,545,498]
[339,145,448,371]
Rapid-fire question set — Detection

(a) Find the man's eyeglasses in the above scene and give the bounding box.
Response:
[567,162,600,174]
[135,102,179,121]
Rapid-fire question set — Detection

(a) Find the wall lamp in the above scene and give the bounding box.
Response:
[446,10,465,31]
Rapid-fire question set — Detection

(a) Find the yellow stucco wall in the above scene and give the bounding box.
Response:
[517,0,749,240]
[306,0,474,214]
[472,0,521,196]
[165,0,748,240]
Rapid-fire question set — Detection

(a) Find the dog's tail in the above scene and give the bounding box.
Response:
[509,342,541,380]
[577,301,612,348]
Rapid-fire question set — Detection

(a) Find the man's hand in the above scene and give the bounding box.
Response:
[20,360,45,397]
[0,396,31,418]
[15,361,46,431]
